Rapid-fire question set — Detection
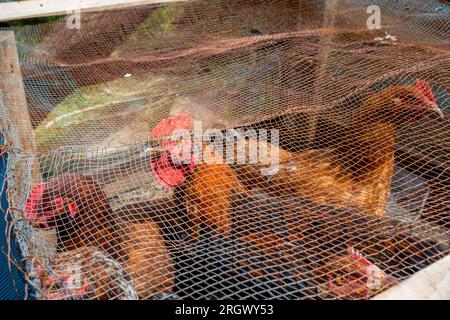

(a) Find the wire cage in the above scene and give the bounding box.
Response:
[0,0,449,300]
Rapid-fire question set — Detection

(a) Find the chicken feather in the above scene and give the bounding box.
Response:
[25,174,175,299]
[233,81,443,216]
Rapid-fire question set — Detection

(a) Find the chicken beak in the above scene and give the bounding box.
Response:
[140,144,166,157]
[428,103,445,119]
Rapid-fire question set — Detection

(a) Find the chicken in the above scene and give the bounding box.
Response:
[316,247,399,299]
[231,194,446,299]
[232,80,444,216]
[25,174,175,299]
[149,113,245,240]
[33,247,138,300]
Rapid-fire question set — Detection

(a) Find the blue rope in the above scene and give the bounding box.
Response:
[0,135,26,300]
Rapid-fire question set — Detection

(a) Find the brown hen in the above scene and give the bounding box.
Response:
[25,173,175,299]
[233,80,444,216]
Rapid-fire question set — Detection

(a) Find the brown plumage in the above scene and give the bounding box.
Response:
[149,114,246,240]
[184,148,246,240]
[233,81,444,216]
[26,174,175,299]
[34,246,138,300]
[231,194,446,299]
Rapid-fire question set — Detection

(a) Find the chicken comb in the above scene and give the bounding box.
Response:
[150,113,192,139]
[346,247,372,267]
[25,183,46,220]
[415,79,436,105]
[151,150,190,188]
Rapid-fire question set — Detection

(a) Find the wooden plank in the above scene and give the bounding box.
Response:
[0,31,37,155]
[372,254,450,300]
[0,0,190,22]
[102,169,156,198]
[0,31,40,182]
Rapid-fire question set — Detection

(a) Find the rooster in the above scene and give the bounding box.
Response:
[25,174,175,299]
[33,247,138,300]
[233,80,444,216]
[149,113,245,240]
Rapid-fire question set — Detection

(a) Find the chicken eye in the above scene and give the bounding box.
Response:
[356,286,366,295]
[336,275,346,285]
[178,138,184,144]
[392,97,402,105]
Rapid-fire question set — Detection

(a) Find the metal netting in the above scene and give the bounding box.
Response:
[0,0,449,300]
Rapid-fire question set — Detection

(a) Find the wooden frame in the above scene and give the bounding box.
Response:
[0,31,41,183]
[0,0,190,22]
[373,255,450,300]
[0,31,37,156]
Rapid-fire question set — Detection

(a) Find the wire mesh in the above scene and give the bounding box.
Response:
[0,0,449,300]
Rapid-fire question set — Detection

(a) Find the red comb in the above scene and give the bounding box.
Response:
[347,247,372,267]
[151,149,190,188]
[415,79,436,105]
[150,113,192,139]
[25,183,46,220]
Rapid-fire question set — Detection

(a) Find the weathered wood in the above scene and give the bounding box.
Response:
[0,32,37,155]
[0,31,40,183]
[102,169,156,198]
[76,145,159,198]
[372,254,450,300]
[0,0,190,22]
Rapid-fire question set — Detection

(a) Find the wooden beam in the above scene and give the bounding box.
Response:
[0,31,37,155]
[0,0,190,22]
[102,169,156,199]
[372,254,450,300]
[0,31,40,182]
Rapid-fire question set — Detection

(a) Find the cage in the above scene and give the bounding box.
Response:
[0,0,449,300]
